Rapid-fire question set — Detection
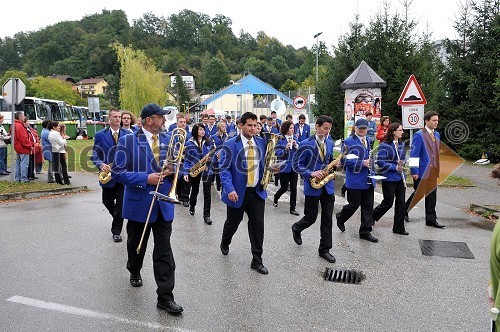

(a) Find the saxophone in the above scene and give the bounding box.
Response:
[310,145,346,189]
[189,147,216,177]
[98,163,112,184]
[260,133,281,190]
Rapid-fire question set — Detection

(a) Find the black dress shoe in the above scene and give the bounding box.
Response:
[393,230,409,235]
[273,201,278,207]
[250,262,269,274]
[319,252,336,263]
[130,274,143,287]
[113,234,122,242]
[336,213,345,232]
[182,201,189,207]
[292,227,302,245]
[47,180,56,183]
[204,217,212,225]
[404,215,410,222]
[360,234,379,242]
[157,300,183,314]
[290,209,299,216]
[189,205,195,215]
[220,243,229,255]
[426,221,445,228]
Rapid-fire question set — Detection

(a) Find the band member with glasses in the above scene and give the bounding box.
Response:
[291,115,337,263]
[372,123,408,235]
[273,121,299,216]
[336,118,378,242]
[183,123,215,225]
[219,112,270,274]
[113,103,183,315]
[91,109,129,242]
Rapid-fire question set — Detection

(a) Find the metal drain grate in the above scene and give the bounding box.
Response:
[324,268,363,284]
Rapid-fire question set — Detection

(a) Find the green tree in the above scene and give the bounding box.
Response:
[174,72,191,110]
[113,43,167,116]
[204,58,230,92]
[29,76,80,104]
[442,0,500,160]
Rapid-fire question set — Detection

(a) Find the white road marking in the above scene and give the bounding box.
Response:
[7,296,193,332]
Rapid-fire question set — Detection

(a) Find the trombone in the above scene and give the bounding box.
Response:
[136,127,187,254]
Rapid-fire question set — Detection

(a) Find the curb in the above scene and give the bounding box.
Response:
[0,186,90,201]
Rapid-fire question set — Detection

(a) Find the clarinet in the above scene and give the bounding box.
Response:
[394,141,407,188]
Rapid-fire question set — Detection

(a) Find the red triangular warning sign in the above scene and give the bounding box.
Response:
[397,74,427,106]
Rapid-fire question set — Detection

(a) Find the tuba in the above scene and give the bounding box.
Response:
[260,133,282,190]
[189,146,216,177]
[310,145,346,189]
[98,163,112,184]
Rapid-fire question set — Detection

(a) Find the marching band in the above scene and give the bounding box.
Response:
[97,105,443,315]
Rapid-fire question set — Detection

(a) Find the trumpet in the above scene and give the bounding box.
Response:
[98,163,112,184]
[260,133,281,190]
[136,127,187,254]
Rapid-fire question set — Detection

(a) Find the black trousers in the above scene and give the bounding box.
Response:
[337,186,374,236]
[373,180,406,233]
[102,182,124,235]
[52,152,70,185]
[177,175,190,203]
[189,173,213,218]
[405,177,438,223]
[221,187,265,264]
[215,174,222,190]
[274,171,298,210]
[28,153,35,179]
[126,212,175,302]
[292,187,334,253]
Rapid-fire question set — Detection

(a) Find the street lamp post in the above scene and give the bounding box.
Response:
[313,32,323,82]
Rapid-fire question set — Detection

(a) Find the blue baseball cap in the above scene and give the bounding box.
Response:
[140,103,168,119]
[355,118,369,128]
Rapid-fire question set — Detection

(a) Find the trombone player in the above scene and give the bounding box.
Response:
[113,103,184,315]
[291,115,337,263]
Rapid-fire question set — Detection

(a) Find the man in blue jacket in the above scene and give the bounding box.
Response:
[404,111,444,228]
[294,114,311,142]
[91,109,130,242]
[113,103,183,315]
[336,118,378,242]
[291,115,337,263]
[219,111,269,274]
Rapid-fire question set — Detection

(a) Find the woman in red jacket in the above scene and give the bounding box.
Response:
[376,116,391,143]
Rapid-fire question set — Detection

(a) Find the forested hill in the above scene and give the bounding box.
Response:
[0,9,317,94]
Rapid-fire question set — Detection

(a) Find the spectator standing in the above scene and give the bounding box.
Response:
[376,116,391,144]
[0,114,11,175]
[48,121,70,185]
[13,111,33,183]
[366,112,377,142]
[41,119,55,183]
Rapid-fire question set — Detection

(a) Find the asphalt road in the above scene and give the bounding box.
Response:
[0,168,496,331]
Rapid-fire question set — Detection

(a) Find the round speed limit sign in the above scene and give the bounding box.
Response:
[408,113,419,125]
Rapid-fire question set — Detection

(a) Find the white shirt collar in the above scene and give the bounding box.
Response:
[141,127,155,143]
[355,133,366,141]
[425,126,434,134]
[315,134,324,144]
[240,134,255,146]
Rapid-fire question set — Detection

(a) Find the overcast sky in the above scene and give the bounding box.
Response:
[1,0,461,50]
